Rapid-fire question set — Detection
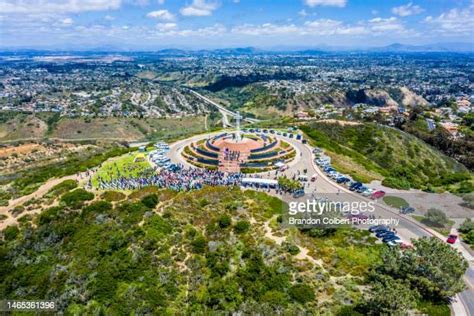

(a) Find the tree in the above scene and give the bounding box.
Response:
[459,218,474,234]
[218,215,232,228]
[381,237,468,299]
[141,193,159,209]
[191,235,207,254]
[464,230,474,245]
[423,208,447,227]
[289,284,315,304]
[234,220,250,234]
[60,188,94,208]
[366,275,418,316]
[3,225,19,241]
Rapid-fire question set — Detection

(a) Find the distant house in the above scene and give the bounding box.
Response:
[440,122,459,137]
[425,118,436,131]
[295,111,310,120]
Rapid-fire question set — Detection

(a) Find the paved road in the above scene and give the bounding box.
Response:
[168,130,474,315]
[188,90,261,125]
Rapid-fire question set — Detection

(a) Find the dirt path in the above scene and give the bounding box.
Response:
[0,173,85,230]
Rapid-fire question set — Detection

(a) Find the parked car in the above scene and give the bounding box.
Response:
[370,190,386,199]
[361,188,375,197]
[447,234,458,244]
[356,186,368,193]
[292,189,305,198]
[349,182,363,191]
[279,165,289,172]
[369,225,389,233]
[336,177,350,184]
[382,235,401,243]
[400,243,414,250]
[376,231,395,238]
[386,239,403,247]
[298,175,308,182]
[400,206,415,214]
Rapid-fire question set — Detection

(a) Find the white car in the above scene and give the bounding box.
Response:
[361,188,375,197]
[386,239,403,247]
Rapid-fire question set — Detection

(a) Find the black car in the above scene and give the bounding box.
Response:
[376,231,395,238]
[400,206,415,214]
[369,225,389,233]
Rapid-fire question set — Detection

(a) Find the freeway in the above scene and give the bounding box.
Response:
[167,130,474,315]
[188,89,261,125]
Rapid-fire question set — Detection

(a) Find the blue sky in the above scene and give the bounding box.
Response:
[0,0,473,50]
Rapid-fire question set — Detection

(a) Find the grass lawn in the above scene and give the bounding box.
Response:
[383,196,409,209]
[416,300,450,316]
[92,152,152,187]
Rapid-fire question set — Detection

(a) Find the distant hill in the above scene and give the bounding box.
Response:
[301,121,471,192]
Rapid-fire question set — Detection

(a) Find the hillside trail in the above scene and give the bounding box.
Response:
[262,216,324,269]
[0,173,85,230]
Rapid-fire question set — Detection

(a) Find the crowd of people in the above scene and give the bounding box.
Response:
[94,166,244,191]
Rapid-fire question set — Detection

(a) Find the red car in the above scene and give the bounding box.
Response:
[400,243,414,250]
[370,190,386,200]
[447,234,458,244]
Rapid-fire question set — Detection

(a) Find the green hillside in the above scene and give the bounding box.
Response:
[301,122,472,192]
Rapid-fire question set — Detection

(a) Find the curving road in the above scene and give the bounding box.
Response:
[167,130,474,315]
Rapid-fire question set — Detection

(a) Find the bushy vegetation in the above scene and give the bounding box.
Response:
[10,146,132,197]
[277,176,302,192]
[101,191,126,202]
[459,218,474,246]
[45,179,78,198]
[301,122,471,192]
[1,185,467,315]
[1,186,319,314]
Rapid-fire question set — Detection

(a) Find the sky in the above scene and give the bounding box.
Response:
[0,0,473,50]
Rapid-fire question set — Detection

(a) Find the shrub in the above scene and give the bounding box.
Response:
[191,235,207,253]
[61,188,94,208]
[289,284,315,304]
[234,220,250,234]
[141,194,159,209]
[284,242,300,255]
[218,215,232,228]
[464,230,474,245]
[459,218,474,234]
[101,191,126,202]
[423,208,448,228]
[46,179,78,198]
[3,225,19,241]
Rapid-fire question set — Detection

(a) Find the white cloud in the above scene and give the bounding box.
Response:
[424,7,474,35]
[156,22,177,31]
[230,17,415,37]
[0,0,122,13]
[304,0,346,8]
[104,15,115,21]
[392,2,424,17]
[180,0,219,16]
[146,9,175,21]
[61,17,73,25]
[367,17,411,35]
[154,23,226,37]
[298,9,308,17]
